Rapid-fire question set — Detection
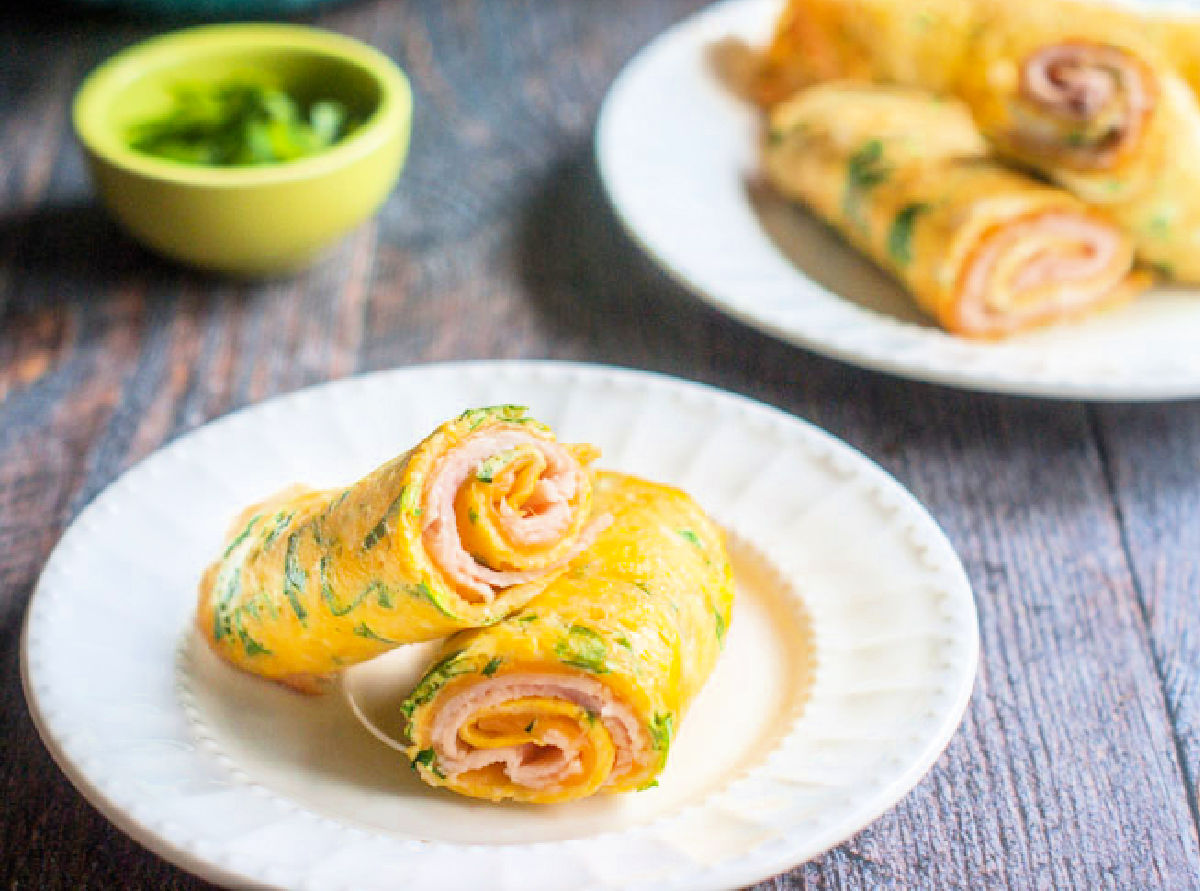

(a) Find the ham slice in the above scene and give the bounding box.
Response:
[956,210,1133,336]
[430,672,650,791]
[1019,42,1155,169]
[422,429,609,602]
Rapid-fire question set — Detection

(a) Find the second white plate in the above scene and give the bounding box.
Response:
[596,0,1200,400]
[23,361,977,889]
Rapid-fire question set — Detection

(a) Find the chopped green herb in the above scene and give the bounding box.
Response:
[373,582,394,609]
[649,712,674,760]
[1066,130,1087,147]
[714,608,727,646]
[458,405,531,431]
[364,487,415,551]
[843,139,891,230]
[408,580,457,619]
[634,582,653,597]
[234,610,270,657]
[767,128,786,146]
[637,779,660,791]
[525,720,536,733]
[282,533,308,624]
[399,483,422,517]
[411,747,445,779]
[322,573,393,616]
[555,625,608,673]
[1148,214,1173,240]
[223,514,262,560]
[468,507,480,525]
[401,650,472,718]
[129,79,359,167]
[677,529,703,548]
[482,657,503,677]
[887,202,930,266]
[212,566,242,641]
[262,511,294,549]
[616,635,633,651]
[476,449,519,484]
[353,622,398,643]
[517,614,538,624]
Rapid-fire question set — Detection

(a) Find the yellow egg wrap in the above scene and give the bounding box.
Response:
[196,406,601,691]
[753,0,976,106]
[764,84,1144,337]
[754,0,1200,281]
[956,6,1200,281]
[401,471,734,804]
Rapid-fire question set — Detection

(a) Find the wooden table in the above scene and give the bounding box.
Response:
[2,1,1198,887]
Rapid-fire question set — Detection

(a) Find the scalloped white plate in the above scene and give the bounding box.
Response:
[596,0,1200,400]
[22,361,978,890]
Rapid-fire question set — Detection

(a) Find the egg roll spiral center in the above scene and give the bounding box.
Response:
[1018,43,1154,169]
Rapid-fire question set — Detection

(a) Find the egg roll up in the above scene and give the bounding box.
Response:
[957,7,1200,281]
[754,0,1200,281]
[753,0,977,106]
[402,471,733,804]
[197,406,607,691]
[765,84,1144,337]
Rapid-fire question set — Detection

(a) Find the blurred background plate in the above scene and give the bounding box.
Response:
[596,0,1200,400]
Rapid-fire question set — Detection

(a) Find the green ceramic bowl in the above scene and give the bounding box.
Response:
[73,24,412,276]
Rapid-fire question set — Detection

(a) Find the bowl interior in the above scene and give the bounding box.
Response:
[77,28,394,172]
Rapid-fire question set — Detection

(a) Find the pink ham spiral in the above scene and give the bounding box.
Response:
[1018,42,1155,169]
[421,429,609,603]
[955,210,1135,337]
[430,673,650,790]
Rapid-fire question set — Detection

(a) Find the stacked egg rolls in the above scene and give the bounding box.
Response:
[197,406,608,691]
[764,84,1145,337]
[754,0,1200,281]
[402,471,733,803]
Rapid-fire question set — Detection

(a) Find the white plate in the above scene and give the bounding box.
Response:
[596,0,1200,400]
[22,361,978,890]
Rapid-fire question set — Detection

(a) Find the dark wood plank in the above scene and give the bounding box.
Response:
[1091,404,1200,826]
[1,0,1198,888]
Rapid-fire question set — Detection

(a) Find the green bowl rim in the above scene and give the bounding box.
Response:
[72,23,413,187]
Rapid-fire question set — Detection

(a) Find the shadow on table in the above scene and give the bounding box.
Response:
[0,201,197,321]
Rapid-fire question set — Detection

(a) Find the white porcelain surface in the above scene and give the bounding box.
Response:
[23,361,978,890]
[596,0,1200,400]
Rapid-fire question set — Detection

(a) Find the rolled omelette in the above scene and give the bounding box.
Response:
[197,405,608,691]
[402,471,733,804]
[753,0,1200,280]
[752,0,978,107]
[764,84,1146,338]
[956,7,1200,281]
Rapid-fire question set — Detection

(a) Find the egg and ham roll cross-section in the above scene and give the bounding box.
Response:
[763,84,1147,338]
[196,406,609,692]
[958,10,1200,282]
[753,0,1200,282]
[401,471,734,804]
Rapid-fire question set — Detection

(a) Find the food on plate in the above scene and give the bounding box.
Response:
[764,84,1146,337]
[752,0,976,107]
[957,12,1200,281]
[130,77,359,165]
[753,0,1200,281]
[196,405,608,692]
[401,471,734,803]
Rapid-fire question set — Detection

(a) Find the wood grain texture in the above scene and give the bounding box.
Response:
[1,0,1199,888]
